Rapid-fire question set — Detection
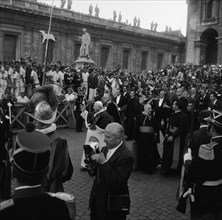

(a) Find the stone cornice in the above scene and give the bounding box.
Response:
[0,0,185,43]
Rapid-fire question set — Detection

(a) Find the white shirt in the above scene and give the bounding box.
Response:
[158,98,164,107]
[17,96,29,104]
[116,95,121,105]
[64,93,76,102]
[82,72,89,82]
[106,141,123,161]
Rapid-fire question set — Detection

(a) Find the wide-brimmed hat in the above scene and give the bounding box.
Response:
[26,85,59,124]
[205,109,222,129]
[11,123,51,177]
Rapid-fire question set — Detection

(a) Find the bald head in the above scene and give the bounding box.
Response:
[93,101,103,112]
[104,123,124,149]
[105,123,124,144]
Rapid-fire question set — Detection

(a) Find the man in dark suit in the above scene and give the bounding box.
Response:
[122,86,130,101]
[197,88,210,112]
[114,88,128,127]
[89,123,134,220]
[208,91,222,111]
[103,92,122,124]
[153,89,171,137]
[0,123,71,220]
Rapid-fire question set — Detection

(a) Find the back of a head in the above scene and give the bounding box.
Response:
[11,123,51,185]
[199,110,210,124]
[94,101,103,110]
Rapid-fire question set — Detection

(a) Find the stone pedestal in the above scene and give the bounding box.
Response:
[74,57,94,70]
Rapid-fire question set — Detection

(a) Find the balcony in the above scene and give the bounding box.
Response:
[201,17,219,25]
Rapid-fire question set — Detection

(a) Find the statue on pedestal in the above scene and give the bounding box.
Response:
[60,0,66,8]
[89,4,93,15]
[67,0,72,10]
[95,5,100,17]
[79,28,91,59]
[118,12,122,22]
[113,10,117,21]
[133,16,137,26]
[137,17,140,27]
[154,22,158,31]
[150,21,154,31]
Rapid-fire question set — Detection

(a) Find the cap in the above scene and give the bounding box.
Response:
[11,123,51,177]
[205,109,222,129]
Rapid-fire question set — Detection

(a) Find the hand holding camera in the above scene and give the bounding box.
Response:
[91,152,106,164]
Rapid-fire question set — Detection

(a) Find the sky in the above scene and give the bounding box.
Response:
[38,0,188,36]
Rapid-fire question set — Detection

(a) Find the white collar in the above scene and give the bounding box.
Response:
[15,184,41,191]
[106,141,123,161]
[175,110,181,113]
[200,125,208,128]
[37,123,56,134]
[94,108,106,117]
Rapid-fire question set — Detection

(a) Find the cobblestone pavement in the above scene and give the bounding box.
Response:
[58,129,190,220]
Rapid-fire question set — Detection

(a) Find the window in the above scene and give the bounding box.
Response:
[171,55,177,64]
[74,43,81,60]
[42,40,54,63]
[157,53,164,69]
[4,34,17,63]
[207,0,216,18]
[100,46,109,68]
[122,49,130,69]
[141,51,148,70]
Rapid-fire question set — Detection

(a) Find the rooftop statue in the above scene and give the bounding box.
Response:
[95,5,100,17]
[89,4,93,16]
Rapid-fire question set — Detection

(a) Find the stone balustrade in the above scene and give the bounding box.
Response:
[0,0,185,42]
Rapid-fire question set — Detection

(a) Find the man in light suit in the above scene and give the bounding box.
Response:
[89,123,134,220]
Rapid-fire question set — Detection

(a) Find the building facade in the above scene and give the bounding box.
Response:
[0,0,185,71]
[186,0,222,65]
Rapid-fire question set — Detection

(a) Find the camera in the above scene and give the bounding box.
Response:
[83,138,100,176]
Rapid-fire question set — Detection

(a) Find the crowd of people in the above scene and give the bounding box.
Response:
[1,58,222,219]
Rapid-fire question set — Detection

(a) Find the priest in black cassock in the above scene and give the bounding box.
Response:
[125,90,140,140]
[161,99,189,176]
[135,103,161,173]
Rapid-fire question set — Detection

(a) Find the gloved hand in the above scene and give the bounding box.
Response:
[184,148,192,163]
[183,188,195,202]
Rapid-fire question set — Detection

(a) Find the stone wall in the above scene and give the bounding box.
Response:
[186,0,222,64]
[0,0,185,71]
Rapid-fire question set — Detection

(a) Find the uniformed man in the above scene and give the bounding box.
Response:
[184,109,222,219]
[0,123,71,220]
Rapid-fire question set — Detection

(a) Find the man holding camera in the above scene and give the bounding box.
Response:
[89,122,134,220]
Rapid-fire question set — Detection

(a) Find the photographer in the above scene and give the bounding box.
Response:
[89,123,134,220]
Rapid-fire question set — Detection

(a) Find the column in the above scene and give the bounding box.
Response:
[194,41,207,65]
[217,37,222,64]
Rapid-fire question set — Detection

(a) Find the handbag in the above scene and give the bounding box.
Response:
[107,194,130,213]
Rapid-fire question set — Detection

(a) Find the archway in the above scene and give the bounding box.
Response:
[200,28,218,64]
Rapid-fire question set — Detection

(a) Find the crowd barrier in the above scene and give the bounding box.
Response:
[11,102,76,131]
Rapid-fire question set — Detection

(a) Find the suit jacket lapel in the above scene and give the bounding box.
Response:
[107,143,124,164]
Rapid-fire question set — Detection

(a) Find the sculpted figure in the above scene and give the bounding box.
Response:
[89,4,93,15]
[79,28,91,58]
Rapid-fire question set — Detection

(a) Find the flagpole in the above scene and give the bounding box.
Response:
[42,0,54,86]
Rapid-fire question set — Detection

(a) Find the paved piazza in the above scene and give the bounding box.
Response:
[59,129,189,220]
